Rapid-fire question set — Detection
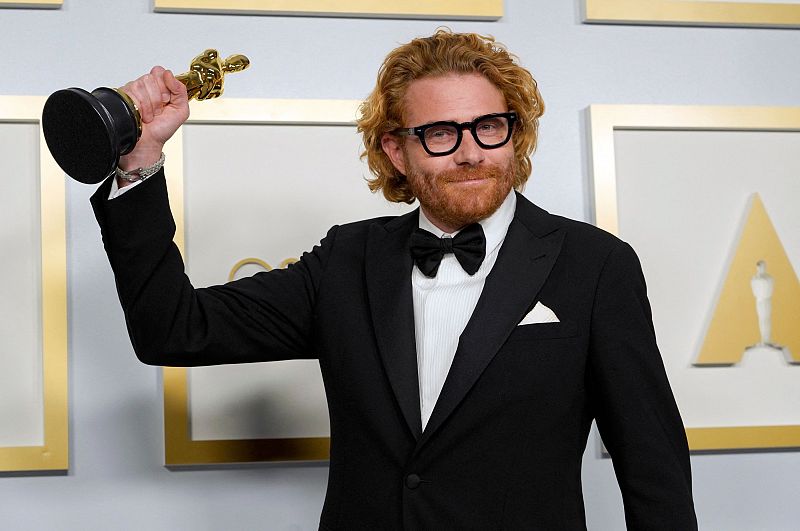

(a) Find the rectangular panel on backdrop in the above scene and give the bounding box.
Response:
[583,0,800,28]
[589,104,800,451]
[154,0,502,20]
[0,0,61,8]
[0,96,68,472]
[163,98,410,465]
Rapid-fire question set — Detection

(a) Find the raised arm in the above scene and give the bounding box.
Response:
[89,67,335,367]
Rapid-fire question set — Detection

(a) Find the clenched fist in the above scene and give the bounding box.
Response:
[117,66,189,183]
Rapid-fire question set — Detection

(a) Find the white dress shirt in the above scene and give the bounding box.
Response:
[413,190,516,429]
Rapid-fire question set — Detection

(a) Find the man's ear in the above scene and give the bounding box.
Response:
[381,132,406,176]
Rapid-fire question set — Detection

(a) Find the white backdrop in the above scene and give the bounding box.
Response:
[1,0,799,529]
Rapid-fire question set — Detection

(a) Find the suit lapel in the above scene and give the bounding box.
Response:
[417,194,565,447]
[365,209,423,439]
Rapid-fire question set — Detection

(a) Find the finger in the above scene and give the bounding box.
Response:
[149,65,171,104]
[124,77,154,124]
[141,73,166,116]
[164,70,188,101]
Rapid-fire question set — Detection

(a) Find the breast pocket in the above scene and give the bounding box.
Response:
[500,320,584,403]
[507,320,579,342]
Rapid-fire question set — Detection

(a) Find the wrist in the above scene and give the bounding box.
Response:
[116,152,165,186]
[119,144,164,171]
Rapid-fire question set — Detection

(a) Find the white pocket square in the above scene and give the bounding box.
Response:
[518,301,560,325]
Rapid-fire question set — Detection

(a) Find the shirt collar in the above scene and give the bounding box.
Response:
[418,189,517,255]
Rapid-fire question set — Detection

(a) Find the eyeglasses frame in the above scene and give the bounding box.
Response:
[393,111,518,157]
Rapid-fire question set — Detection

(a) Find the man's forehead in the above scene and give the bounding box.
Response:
[402,73,507,124]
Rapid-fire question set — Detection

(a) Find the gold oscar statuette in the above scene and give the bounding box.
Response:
[42,49,250,185]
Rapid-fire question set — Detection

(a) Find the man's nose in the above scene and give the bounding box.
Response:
[452,131,485,166]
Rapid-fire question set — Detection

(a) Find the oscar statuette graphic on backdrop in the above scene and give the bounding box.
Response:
[41,49,249,184]
[695,193,800,367]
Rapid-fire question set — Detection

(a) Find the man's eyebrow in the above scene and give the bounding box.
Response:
[414,112,509,127]
[411,118,456,127]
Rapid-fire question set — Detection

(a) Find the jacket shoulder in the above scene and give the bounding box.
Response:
[329,209,416,242]
[516,194,629,257]
[551,213,627,253]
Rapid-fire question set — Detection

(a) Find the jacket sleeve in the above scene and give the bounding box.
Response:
[90,170,335,367]
[588,240,698,530]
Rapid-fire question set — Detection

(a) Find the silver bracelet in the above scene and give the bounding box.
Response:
[115,152,165,182]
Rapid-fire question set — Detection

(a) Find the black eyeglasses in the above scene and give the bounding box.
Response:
[394,112,517,157]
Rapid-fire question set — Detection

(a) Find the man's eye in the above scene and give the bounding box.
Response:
[426,127,455,141]
[478,120,502,132]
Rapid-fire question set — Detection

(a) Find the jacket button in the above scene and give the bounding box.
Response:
[405,474,421,489]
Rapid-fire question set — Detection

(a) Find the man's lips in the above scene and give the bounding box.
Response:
[445,176,491,184]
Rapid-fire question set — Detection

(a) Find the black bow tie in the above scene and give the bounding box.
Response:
[410,223,486,278]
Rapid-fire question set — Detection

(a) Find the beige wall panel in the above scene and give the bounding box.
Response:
[154,0,502,19]
[614,129,800,426]
[0,0,60,8]
[0,122,43,447]
[584,0,800,28]
[165,99,410,463]
[590,105,800,451]
[0,96,67,472]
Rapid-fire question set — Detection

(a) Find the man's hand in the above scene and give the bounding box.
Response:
[117,66,189,187]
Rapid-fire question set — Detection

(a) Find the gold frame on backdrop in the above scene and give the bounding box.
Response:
[589,104,800,451]
[162,98,361,465]
[154,0,502,19]
[0,0,61,7]
[0,96,68,472]
[584,0,800,28]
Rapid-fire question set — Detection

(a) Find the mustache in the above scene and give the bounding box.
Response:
[438,163,507,183]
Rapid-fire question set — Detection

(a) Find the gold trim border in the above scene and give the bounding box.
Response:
[163,98,361,465]
[0,96,68,471]
[589,103,800,451]
[154,0,502,19]
[584,0,800,28]
[0,0,61,7]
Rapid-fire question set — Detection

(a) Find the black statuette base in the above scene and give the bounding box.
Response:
[42,87,140,185]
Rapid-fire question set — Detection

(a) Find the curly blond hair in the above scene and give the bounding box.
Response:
[357,29,545,204]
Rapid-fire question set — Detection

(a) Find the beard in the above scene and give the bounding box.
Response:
[405,155,515,231]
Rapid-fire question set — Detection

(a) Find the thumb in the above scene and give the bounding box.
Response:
[164,70,188,102]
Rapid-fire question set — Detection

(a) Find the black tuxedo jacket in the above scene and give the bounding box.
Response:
[92,171,696,530]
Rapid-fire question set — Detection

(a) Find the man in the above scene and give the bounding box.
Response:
[91,30,697,529]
